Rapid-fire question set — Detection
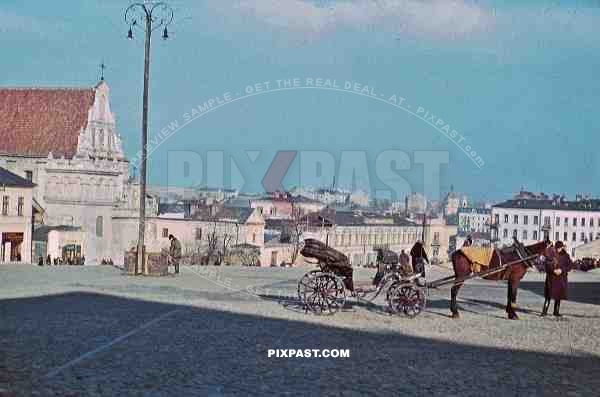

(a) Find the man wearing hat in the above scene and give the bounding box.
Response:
[542,241,571,317]
[410,240,429,278]
[540,239,557,316]
[168,234,182,275]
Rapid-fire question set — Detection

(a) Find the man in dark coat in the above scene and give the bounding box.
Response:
[410,241,429,278]
[399,249,412,276]
[169,234,182,274]
[549,241,571,317]
[541,240,557,316]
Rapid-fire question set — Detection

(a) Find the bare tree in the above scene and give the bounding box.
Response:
[282,203,305,265]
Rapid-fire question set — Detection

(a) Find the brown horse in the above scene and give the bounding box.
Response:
[450,239,547,320]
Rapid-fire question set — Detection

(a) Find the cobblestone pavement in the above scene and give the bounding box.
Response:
[1,264,600,396]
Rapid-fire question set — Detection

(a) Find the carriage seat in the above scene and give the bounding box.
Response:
[461,247,494,273]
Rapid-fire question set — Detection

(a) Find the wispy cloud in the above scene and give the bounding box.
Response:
[207,0,494,41]
[0,9,41,35]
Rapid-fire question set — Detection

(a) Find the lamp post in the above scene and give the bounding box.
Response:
[125,1,173,275]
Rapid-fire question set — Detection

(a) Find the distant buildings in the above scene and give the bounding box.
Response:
[491,191,600,256]
[458,207,491,234]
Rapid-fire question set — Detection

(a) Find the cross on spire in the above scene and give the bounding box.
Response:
[99,61,106,81]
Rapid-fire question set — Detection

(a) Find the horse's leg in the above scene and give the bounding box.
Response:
[450,284,462,318]
[506,275,520,320]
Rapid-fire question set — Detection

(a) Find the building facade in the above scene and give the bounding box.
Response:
[492,196,600,256]
[0,81,155,263]
[458,207,491,234]
[0,167,38,263]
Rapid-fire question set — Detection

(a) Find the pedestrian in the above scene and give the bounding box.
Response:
[410,240,429,278]
[542,241,571,317]
[38,256,44,266]
[169,234,182,274]
[399,249,412,276]
[540,239,557,316]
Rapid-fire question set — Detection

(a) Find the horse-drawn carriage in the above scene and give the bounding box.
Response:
[298,239,426,316]
[297,237,546,319]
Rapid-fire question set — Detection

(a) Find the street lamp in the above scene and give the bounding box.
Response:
[125,1,174,275]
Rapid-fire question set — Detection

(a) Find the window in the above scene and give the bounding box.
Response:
[503,229,508,238]
[162,228,169,238]
[96,216,103,237]
[582,218,586,227]
[564,217,568,226]
[432,247,440,257]
[544,216,550,226]
[523,215,528,225]
[195,228,202,240]
[556,217,560,226]
[512,229,517,238]
[533,230,538,240]
[533,216,539,225]
[270,207,276,216]
[252,233,256,243]
[564,232,568,241]
[573,218,577,227]
[513,215,518,224]
[504,214,509,223]
[590,233,594,242]
[581,232,585,242]
[25,170,33,182]
[555,232,559,241]
[434,232,440,242]
[494,214,499,224]
[1,196,8,215]
[522,230,528,240]
[17,197,24,216]
[591,218,594,227]
[572,232,576,242]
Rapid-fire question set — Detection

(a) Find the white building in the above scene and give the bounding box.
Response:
[0,167,40,263]
[0,81,155,263]
[491,196,600,256]
[458,207,491,234]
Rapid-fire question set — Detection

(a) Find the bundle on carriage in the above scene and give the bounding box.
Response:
[297,238,426,316]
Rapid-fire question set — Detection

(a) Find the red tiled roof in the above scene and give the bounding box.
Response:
[0,87,95,158]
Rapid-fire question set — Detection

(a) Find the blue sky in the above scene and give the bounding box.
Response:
[1,0,599,202]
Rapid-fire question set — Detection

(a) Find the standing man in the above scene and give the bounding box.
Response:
[541,239,557,316]
[169,234,182,275]
[549,241,572,317]
[410,240,429,278]
[399,249,412,276]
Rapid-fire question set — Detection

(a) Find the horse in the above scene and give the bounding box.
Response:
[450,239,547,320]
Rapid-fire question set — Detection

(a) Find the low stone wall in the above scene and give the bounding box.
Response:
[123,249,169,276]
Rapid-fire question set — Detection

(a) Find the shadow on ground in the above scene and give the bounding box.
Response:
[1,292,598,396]
[520,280,600,306]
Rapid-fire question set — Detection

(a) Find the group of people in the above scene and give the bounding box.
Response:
[37,255,85,266]
[541,239,572,317]
[394,241,429,278]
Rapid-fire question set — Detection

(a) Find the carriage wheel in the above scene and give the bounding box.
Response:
[297,270,321,300]
[300,273,346,315]
[387,283,425,317]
